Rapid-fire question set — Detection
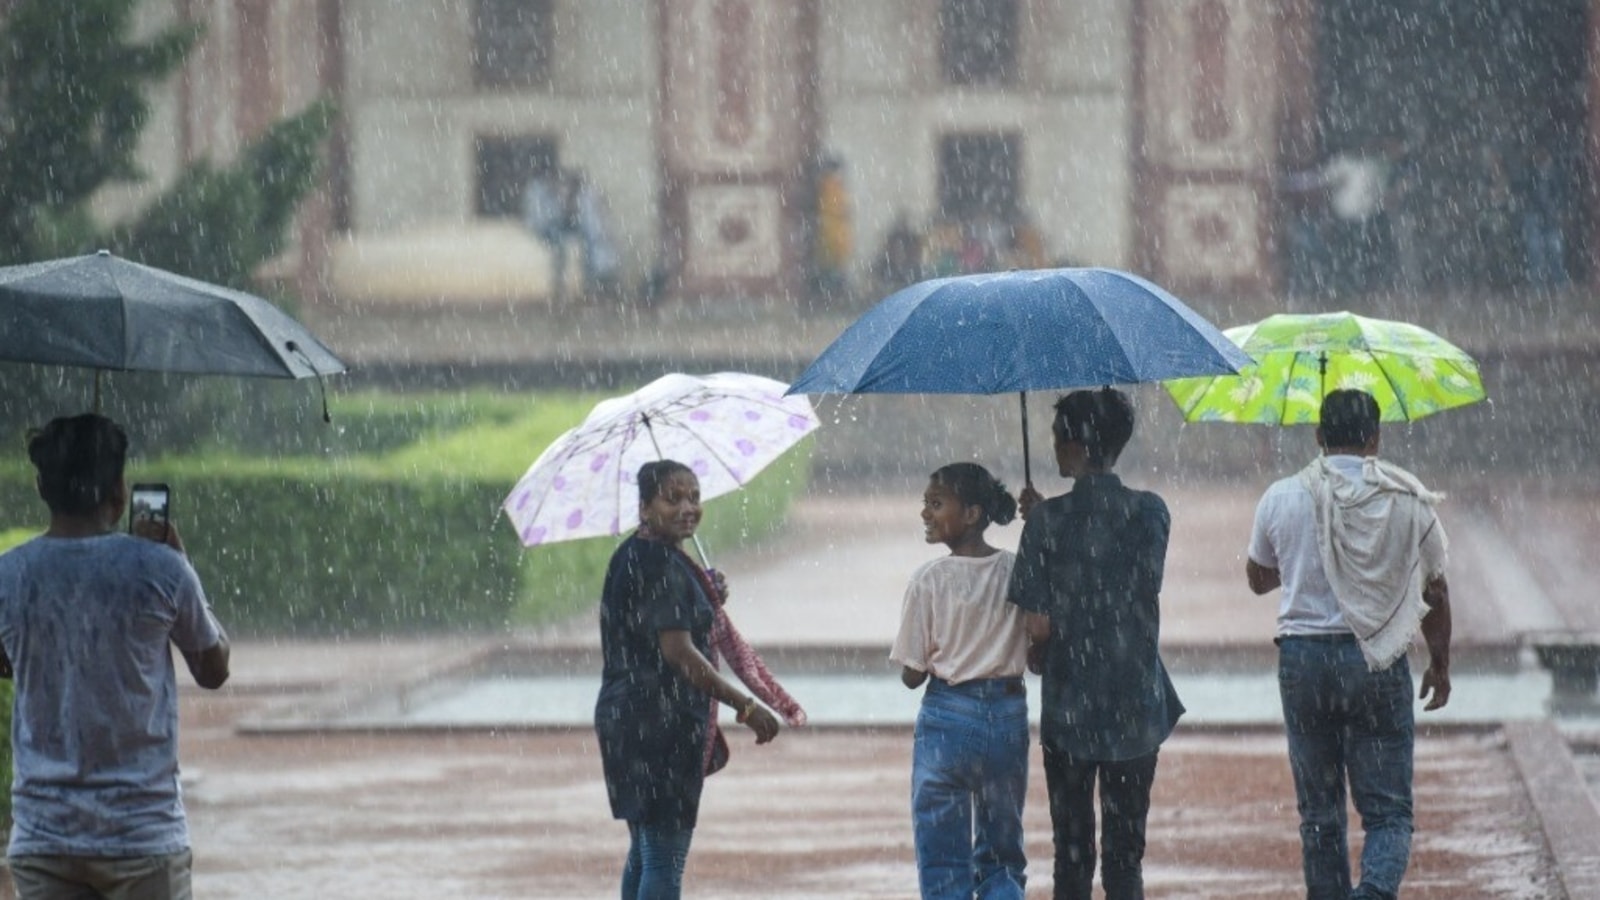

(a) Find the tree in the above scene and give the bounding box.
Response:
[0,0,334,445]
[0,0,196,261]
[114,98,336,292]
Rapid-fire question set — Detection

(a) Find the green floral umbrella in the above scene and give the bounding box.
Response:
[1163,311,1485,424]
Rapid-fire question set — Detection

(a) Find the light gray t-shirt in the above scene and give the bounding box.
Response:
[0,533,223,857]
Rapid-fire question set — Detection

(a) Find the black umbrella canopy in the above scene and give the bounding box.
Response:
[0,250,347,379]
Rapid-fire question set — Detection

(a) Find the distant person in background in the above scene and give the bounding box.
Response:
[595,460,788,899]
[813,156,854,300]
[1009,389,1184,900]
[1282,157,1335,298]
[0,413,230,900]
[876,210,924,291]
[923,215,965,279]
[892,462,1029,900]
[1517,146,1571,288]
[572,170,622,299]
[961,212,1007,273]
[1246,389,1452,900]
[1470,146,1518,289]
[1285,137,1400,295]
[1005,210,1049,271]
[524,168,620,302]
[1387,133,1427,291]
[523,168,581,302]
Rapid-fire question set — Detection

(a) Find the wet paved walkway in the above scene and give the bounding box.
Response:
[181,480,1600,898]
[168,289,1600,895]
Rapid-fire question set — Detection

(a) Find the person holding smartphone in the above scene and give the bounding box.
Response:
[0,413,230,900]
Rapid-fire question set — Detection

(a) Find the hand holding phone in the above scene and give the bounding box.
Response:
[129,483,171,544]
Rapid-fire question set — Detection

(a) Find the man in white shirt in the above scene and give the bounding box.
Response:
[1246,389,1451,900]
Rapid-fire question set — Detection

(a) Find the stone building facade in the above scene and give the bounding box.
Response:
[101,0,1594,308]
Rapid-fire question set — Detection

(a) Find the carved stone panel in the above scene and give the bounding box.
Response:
[659,0,815,298]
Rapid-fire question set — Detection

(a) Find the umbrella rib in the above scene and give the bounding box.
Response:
[105,255,133,372]
[1270,353,1307,426]
[650,415,751,485]
[1375,353,1413,421]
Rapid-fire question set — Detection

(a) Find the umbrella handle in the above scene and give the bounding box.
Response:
[286,341,333,423]
[1019,392,1032,488]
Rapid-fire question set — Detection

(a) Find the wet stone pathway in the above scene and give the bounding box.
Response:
[154,479,1600,898]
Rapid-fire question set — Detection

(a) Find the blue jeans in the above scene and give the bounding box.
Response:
[621,820,694,900]
[1278,636,1415,900]
[912,676,1030,900]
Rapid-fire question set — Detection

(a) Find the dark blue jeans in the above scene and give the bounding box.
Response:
[1278,635,1415,900]
[621,820,694,900]
[912,676,1030,900]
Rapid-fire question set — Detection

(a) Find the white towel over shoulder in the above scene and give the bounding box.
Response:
[1300,456,1447,671]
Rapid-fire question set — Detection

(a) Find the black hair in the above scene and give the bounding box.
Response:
[930,462,1017,527]
[1319,389,1381,449]
[636,459,695,506]
[27,413,129,516]
[1052,388,1135,467]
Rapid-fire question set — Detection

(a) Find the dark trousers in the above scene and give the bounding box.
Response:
[1041,745,1159,900]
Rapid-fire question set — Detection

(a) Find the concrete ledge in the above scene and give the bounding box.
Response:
[1505,720,1600,898]
[329,224,555,305]
[1525,632,1600,715]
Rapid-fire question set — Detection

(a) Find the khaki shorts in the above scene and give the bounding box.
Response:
[8,850,193,900]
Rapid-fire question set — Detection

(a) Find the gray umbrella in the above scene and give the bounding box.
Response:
[0,250,347,413]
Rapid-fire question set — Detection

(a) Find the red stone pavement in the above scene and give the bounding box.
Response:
[94,479,1598,898]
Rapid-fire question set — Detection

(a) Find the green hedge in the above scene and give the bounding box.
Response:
[0,390,812,635]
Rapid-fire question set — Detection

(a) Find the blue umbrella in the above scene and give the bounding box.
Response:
[787,267,1250,483]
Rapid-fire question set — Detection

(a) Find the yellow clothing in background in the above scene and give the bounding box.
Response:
[816,171,853,271]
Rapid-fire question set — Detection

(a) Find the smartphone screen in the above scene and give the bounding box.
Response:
[129,483,171,539]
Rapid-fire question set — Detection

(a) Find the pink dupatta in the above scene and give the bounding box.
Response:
[642,528,807,773]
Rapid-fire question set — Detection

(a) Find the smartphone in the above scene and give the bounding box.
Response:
[129,483,171,540]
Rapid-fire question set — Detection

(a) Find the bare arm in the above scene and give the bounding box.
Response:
[182,635,230,690]
[1022,611,1051,675]
[1017,485,1044,521]
[1023,611,1051,644]
[136,521,229,689]
[1246,559,1281,595]
[1418,575,1452,711]
[901,666,928,690]
[659,629,779,742]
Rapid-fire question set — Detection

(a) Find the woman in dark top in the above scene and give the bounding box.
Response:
[595,459,781,899]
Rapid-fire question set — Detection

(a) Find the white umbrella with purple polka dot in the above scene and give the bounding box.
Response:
[502,371,820,547]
